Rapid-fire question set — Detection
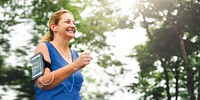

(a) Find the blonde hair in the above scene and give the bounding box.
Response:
[40,9,73,42]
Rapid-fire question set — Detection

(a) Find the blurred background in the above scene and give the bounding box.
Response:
[0,0,199,100]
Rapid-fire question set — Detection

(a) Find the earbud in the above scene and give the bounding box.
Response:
[54,27,57,31]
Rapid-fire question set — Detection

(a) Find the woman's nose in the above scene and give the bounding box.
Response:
[70,22,76,27]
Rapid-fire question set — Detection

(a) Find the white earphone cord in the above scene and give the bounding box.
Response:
[58,33,71,60]
[40,71,54,86]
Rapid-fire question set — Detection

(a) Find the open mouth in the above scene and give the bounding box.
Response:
[66,28,75,33]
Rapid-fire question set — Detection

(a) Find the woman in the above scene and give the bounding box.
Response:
[34,9,92,100]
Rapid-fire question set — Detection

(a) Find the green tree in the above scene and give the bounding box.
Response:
[128,0,200,99]
[0,0,32,99]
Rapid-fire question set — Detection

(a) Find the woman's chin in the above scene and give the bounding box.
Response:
[66,33,75,38]
[67,35,75,40]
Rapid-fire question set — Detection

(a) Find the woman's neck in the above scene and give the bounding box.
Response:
[51,40,69,50]
[51,40,72,63]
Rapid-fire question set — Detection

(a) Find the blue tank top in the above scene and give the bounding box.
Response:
[34,42,83,100]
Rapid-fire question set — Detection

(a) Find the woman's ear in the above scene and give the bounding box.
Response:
[50,24,57,32]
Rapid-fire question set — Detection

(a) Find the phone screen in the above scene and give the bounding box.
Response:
[30,52,44,80]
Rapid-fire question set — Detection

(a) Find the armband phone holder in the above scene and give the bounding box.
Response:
[30,52,45,80]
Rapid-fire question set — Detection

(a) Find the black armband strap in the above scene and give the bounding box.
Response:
[44,60,52,71]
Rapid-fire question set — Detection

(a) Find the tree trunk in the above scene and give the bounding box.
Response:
[174,59,180,100]
[161,60,171,100]
[166,9,195,99]
[198,65,200,100]
[174,27,196,100]
[141,14,152,40]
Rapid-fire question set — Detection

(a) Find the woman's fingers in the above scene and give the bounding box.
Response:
[80,52,92,59]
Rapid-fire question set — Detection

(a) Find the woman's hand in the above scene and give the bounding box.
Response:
[73,52,92,69]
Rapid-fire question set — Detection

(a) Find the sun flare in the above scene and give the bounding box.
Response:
[117,0,137,15]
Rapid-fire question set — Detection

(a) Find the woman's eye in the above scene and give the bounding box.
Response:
[65,20,75,25]
[66,21,70,24]
[73,22,76,25]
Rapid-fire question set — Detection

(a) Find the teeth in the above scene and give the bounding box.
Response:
[67,31,73,32]
[66,28,74,32]
[66,30,74,33]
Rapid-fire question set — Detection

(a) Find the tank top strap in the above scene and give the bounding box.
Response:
[44,42,58,61]
[45,42,66,71]
[70,49,79,62]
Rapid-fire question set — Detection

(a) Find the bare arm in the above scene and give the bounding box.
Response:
[34,43,92,90]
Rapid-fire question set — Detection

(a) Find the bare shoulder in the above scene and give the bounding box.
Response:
[35,42,48,54]
[35,42,50,62]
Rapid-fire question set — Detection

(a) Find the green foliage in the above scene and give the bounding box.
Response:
[0,1,30,99]
[134,44,157,77]
[129,0,200,99]
[0,0,43,99]
[13,65,35,100]
[0,0,20,54]
[148,27,181,59]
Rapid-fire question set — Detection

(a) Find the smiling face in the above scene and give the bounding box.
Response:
[49,10,77,41]
[56,13,76,40]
